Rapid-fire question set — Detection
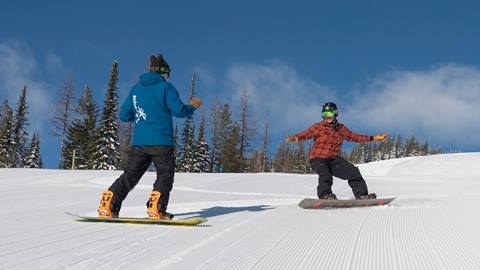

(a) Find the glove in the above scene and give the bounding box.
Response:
[285,135,299,143]
[189,97,202,108]
[372,133,388,141]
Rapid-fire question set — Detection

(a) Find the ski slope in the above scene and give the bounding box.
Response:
[2,153,480,269]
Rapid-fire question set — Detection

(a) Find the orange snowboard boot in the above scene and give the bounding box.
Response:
[97,190,118,218]
[147,191,173,220]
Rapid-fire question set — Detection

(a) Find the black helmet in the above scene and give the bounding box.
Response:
[322,102,338,118]
[322,102,338,112]
[149,54,171,76]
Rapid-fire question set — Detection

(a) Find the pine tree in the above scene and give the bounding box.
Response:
[238,89,256,172]
[80,86,99,168]
[62,122,81,169]
[256,111,271,172]
[51,75,75,167]
[390,135,402,158]
[404,136,419,157]
[209,98,222,172]
[12,86,29,167]
[0,101,15,168]
[24,131,42,168]
[419,141,429,155]
[93,60,120,170]
[292,141,307,174]
[272,142,296,173]
[62,86,99,169]
[193,114,211,172]
[177,116,195,172]
[218,104,240,172]
[177,73,197,172]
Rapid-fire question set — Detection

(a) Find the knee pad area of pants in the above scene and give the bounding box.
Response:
[348,166,362,180]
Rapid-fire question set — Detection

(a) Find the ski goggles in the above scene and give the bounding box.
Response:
[322,110,337,118]
[159,67,170,74]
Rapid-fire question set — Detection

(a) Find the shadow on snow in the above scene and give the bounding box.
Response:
[175,205,275,218]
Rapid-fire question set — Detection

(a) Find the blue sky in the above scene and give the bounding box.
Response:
[1,0,480,168]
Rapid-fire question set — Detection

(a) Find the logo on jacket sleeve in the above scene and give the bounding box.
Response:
[133,95,147,123]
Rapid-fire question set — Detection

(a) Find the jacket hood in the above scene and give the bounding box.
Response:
[139,72,165,86]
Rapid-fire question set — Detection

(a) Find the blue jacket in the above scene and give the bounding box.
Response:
[119,72,196,146]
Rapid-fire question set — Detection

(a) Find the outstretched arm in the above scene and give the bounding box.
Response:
[342,126,388,142]
[286,124,320,143]
[341,126,373,142]
[165,84,197,118]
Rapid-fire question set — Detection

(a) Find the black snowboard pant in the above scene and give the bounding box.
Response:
[310,157,368,199]
[108,145,175,213]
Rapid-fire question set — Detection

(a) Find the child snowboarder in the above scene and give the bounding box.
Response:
[286,102,387,200]
[97,54,202,219]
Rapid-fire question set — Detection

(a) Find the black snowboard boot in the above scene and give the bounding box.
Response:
[319,193,338,200]
[356,193,377,200]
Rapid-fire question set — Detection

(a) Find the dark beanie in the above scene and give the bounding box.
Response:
[149,54,170,75]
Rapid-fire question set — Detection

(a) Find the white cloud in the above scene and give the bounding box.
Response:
[225,61,336,136]
[0,40,54,136]
[343,64,480,148]
[45,50,64,74]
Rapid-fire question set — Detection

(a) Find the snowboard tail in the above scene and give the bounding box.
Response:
[66,212,207,226]
[298,197,395,209]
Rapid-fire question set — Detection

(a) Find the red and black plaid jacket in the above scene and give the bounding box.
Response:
[294,120,373,160]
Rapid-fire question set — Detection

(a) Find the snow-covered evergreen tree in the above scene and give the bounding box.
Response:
[404,136,419,157]
[177,73,197,172]
[292,142,307,174]
[93,60,120,170]
[62,86,99,169]
[419,141,429,156]
[272,142,295,173]
[209,98,222,172]
[61,124,79,169]
[261,111,272,172]
[24,131,42,168]
[177,117,195,172]
[12,86,29,167]
[389,135,402,158]
[193,114,211,172]
[0,101,15,168]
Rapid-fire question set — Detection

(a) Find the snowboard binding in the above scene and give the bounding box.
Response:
[97,190,119,218]
[147,191,173,220]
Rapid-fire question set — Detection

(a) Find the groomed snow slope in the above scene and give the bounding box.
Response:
[1,153,480,269]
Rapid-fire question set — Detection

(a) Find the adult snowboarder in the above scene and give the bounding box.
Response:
[286,102,387,200]
[97,54,202,220]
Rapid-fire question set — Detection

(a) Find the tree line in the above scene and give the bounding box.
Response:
[0,60,443,171]
[0,86,41,168]
[54,61,120,170]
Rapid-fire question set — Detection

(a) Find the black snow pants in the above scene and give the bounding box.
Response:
[310,156,368,199]
[108,145,175,213]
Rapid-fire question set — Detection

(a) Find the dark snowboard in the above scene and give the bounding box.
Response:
[298,197,395,209]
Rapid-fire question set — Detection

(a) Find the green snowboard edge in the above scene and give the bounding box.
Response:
[66,212,207,226]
